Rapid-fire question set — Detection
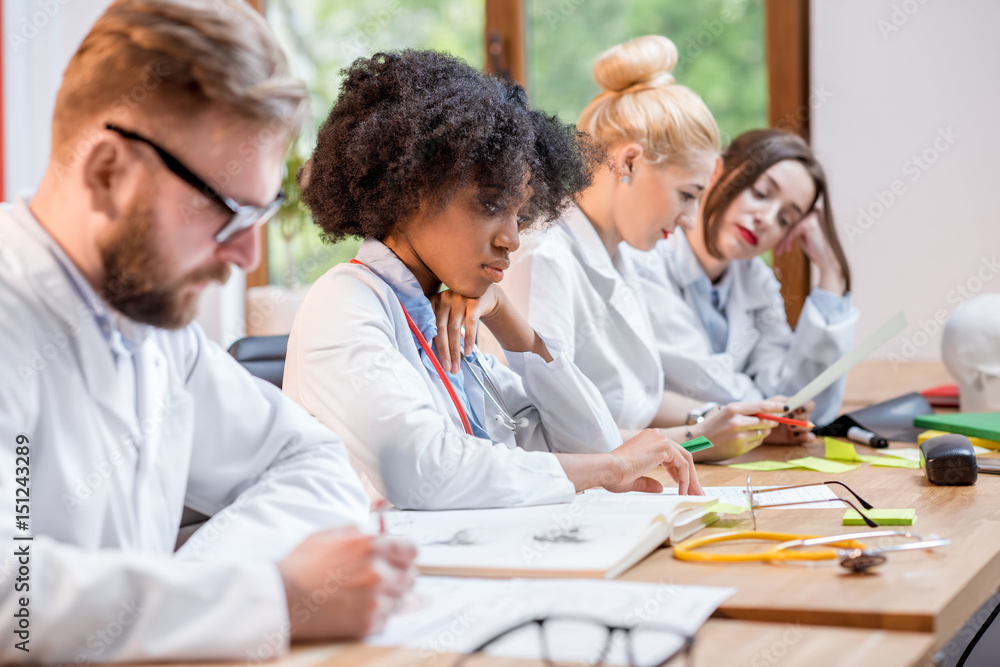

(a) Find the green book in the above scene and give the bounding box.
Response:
[680,436,714,453]
[914,412,1000,441]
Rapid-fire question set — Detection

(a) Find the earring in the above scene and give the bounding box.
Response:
[621,175,631,184]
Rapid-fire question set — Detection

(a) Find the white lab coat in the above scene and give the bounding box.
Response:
[629,231,859,426]
[282,245,622,511]
[482,205,664,430]
[0,198,369,663]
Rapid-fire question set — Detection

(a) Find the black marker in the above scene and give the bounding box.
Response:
[847,426,889,448]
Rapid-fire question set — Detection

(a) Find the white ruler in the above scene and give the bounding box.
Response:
[786,310,909,412]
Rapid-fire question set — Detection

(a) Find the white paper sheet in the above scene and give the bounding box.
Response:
[367,576,734,666]
[786,310,908,411]
[880,448,923,462]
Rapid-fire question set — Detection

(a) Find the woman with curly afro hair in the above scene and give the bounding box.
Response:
[283,49,702,510]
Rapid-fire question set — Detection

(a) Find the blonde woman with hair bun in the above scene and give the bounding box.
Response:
[632,129,859,433]
[484,35,787,462]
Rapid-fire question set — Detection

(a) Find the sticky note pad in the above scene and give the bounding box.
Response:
[825,437,863,462]
[729,460,803,471]
[859,455,920,469]
[843,509,916,525]
[711,502,749,515]
[787,457,862,474]
[680,436,714,453]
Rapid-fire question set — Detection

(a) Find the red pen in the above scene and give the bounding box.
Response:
[754,412,814,429]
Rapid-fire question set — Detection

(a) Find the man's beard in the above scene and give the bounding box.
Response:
[98,193,230,329]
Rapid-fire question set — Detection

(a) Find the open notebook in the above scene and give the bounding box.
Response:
[378,493,719,579]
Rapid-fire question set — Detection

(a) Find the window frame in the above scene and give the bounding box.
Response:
[245,0,270,290]
[765,0,811,327]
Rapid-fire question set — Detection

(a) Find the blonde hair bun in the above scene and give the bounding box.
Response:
[593,35,679,94]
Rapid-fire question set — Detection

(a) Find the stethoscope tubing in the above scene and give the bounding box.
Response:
[461,352,522,431]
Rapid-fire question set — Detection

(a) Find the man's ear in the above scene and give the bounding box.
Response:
[80,136,130,223]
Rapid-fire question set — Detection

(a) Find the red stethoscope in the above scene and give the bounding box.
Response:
[351,259,528,434]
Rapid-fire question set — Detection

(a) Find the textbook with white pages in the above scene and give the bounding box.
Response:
[378,493,719,578]
[367,576,735,665]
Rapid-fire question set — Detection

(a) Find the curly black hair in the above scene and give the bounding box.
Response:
[300,49,600,243]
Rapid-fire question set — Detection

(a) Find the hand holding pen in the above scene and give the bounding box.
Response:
[758,398,817,445]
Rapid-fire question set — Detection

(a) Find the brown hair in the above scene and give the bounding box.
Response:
[578,35,720,167]
[701,129,851,291]
[52,0,307,158]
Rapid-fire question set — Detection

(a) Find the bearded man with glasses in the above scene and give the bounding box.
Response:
[0,0,416,663]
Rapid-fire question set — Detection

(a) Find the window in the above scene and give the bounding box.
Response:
[264,0,485,287]
[526,0,767,145]
[260,0,768,289]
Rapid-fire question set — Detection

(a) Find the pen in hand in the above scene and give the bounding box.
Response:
[754,412,815,429]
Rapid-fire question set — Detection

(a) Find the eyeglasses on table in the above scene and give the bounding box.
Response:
[744,475,879,530]
[451,614,695,667]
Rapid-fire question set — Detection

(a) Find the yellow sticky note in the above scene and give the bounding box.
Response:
[711,502,749,515]
[859,455,920,469]
[729,461,803,471]
[825,437,863,462]
[843,509,916,525]
[787,457,862,474]
[920,429,1000,450]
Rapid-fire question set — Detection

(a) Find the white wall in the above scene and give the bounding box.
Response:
[3,0,111,197]
[3,0,245,346]
[811,0,1000,364]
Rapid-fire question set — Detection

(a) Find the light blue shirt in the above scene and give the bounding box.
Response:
[9,193,146,416]
[355,238,491,439]
[689,265,734,355]
[672,231,852,354]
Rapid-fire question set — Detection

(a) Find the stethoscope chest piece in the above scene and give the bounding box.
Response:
[838,550,888,573]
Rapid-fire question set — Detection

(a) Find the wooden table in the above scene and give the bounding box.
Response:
[141,620,936,667]
[136,361,966,666]
[608,359,992,661]
[632,442,1000,647]
[840,360,954,414]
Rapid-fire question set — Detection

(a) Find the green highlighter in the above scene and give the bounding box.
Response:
[680,436,714,454]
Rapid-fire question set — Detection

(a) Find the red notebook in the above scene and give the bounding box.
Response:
[921,384,960,408]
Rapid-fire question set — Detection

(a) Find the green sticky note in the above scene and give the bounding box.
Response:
[859,455,920,469]
[787,457,862,473]
[843,509,916,525]
[729,460,803,471]
[825,437,863,461]
[680,436,714,453]
[711,502,749,515]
